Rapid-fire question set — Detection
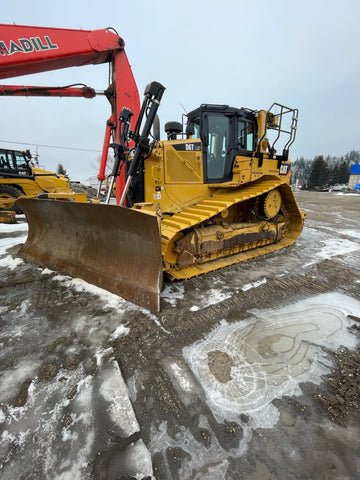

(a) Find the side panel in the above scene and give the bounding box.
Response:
[162,140,206,211]
[31,168,72,192]
[164,141,203,184]
[0,178,43,196]
[232,157,253,184]
[143,140,207,212]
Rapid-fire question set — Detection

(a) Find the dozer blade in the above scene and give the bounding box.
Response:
[17,198,163,312]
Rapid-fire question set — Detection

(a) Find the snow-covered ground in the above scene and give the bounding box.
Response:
[1,220,154,479]
[1,191,360,479]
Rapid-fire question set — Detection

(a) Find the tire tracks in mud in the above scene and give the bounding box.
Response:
[111,254,360,477]
[115,257,358,379]
[160,262,349,343]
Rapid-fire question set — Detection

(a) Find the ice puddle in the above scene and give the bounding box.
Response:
[184,293,359,427]
[151,293,360,475]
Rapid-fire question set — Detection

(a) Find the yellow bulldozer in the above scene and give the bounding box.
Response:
[17,82,305,312]
[0,24,304,311]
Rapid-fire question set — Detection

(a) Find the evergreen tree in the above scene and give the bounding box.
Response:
[345,150,360,165]
[329,164,339,184]
[307,155,329,190]
[57,163,68,176]
[293,150,359,187]
[338,160,350,184]
[292,157,313,186]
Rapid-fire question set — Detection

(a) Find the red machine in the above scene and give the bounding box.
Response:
[0,24,140,193]
[1,24,166,311]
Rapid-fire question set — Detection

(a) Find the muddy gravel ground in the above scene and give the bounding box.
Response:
[0,191,360,479]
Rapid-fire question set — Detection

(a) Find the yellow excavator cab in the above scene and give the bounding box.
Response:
[0,148,86,214]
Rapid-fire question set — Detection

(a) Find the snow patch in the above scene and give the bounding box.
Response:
[150,418,241,478]
[0,222,28,234]
[127,371,139,403]
[148,312,171,334]
[242,277,267,291]
[51,275,139,312]
[110,324,130,340]
[0,234,27,255]
[161,283,185,306]
[304,238,360,266]
[122,439,154,479]
[0,255,24,270]
[0,359,39,404]
[189,305,200,312]
[183,293,359,429]
[41,267,55,275]
[94,347,113,367]
[336,192,360,196]
[99,360,140,437]
[338,229,360,239]
[189,287,232,311]
[320,226,360,239]
[160,358,204,408]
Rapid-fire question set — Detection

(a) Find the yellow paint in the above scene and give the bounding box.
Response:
[135,108,303,280]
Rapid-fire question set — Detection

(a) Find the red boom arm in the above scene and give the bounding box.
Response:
[0,24,140,192]
[0,25,127,78]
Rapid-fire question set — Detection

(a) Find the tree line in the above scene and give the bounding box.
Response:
[291,150,359,190]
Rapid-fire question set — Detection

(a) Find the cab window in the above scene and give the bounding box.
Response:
[14,151,29,170]
[206,115,230,180]
[187,120,200,139]
[191,122,200,139]
[0,150,12,170]
[238,120,254,151]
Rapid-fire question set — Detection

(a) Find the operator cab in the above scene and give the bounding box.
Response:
[186,105,257,183]
[0,148,33,178]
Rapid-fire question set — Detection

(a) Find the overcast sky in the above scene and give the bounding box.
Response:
[1,0,360,182]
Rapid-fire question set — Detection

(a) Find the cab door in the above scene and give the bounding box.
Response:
[13,151,32,176]
[203,113,235,183]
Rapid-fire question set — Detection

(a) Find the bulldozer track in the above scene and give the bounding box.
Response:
[161,178,304,280]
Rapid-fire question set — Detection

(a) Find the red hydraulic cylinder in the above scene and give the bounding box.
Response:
[98,115,114,183]
[0,84,97,98]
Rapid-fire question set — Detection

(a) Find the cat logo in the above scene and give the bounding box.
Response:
[279,163,291,176]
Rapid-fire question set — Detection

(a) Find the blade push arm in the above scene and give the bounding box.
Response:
[119,81,166,206]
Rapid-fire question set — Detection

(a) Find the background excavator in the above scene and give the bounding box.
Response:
[0,146,86,222]
[1,24,305,312]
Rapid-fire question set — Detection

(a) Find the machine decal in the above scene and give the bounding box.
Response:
[0,36,58,56]
[154,186,162,199]
[279,163,291,175]
[173,142,201,152]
